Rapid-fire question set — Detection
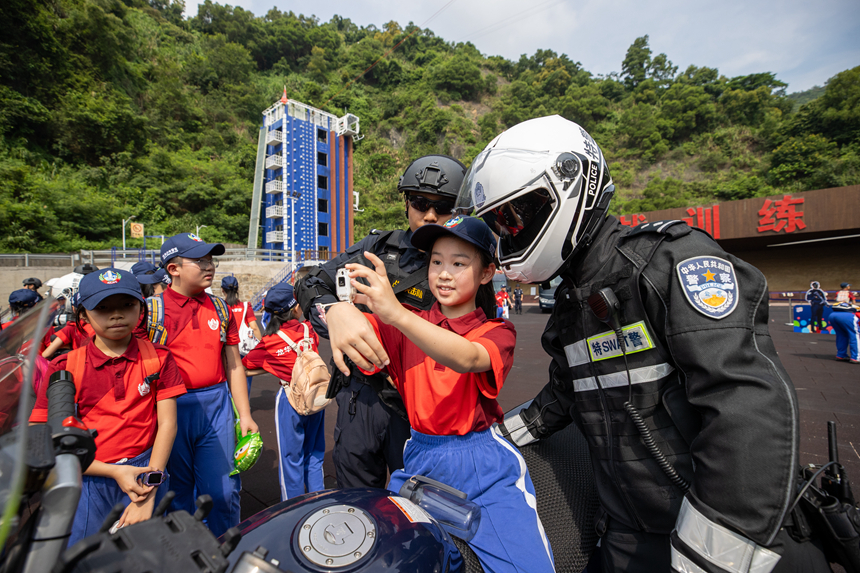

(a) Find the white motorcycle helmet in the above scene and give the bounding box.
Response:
[456,115,615,283]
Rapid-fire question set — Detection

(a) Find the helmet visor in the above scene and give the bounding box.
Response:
[456,148,572,215]
[479,187,554,239]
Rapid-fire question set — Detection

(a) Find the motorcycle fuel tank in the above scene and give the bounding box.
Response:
[225,488,463,573]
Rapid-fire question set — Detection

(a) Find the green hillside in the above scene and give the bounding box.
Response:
[1,0,858,253]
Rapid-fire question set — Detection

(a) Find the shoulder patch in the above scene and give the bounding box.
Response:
[676,256,739,320]
[627,220,690,238]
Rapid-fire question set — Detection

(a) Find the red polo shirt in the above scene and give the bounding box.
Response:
[160,287,240,390]
[55,322,96,349]
[228,302,257,327]
[30,338,186,462]
[363,304,515,436]
[242,320,319,381]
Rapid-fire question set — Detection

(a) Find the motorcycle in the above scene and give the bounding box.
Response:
[0,299,600,573]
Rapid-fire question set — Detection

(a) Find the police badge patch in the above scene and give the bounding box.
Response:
[676,256,739,319]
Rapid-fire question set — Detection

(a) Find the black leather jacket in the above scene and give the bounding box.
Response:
[503,216,800,572]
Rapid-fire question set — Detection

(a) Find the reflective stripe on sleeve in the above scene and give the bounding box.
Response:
[671,551,709,573]
[572,362,675,393]
[501,412,538,447]
[674,498,780,573]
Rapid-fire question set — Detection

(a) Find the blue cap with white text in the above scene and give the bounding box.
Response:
[160,233,225,267]
[264,283,297,314]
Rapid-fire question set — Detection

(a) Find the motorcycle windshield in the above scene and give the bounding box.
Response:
[0,300,57,550]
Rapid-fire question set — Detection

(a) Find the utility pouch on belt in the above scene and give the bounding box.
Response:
[792,421,860,572]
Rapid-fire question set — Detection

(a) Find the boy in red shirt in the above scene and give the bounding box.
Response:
[243,283,325,500]
[30,268,186,546]
[346,216,554,573]
[149,233,258,537]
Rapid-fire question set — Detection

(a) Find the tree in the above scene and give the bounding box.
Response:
[621,36,652,90]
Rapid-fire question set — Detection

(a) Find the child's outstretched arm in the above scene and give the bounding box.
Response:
[347,253,491,374]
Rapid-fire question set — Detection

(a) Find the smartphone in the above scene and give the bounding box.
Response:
[336,268,356,303]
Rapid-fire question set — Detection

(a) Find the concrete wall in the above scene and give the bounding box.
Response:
[214,261,294,302]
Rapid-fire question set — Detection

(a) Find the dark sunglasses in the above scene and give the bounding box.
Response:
[409,195,455,215]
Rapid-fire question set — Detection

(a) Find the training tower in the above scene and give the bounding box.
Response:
[248,89,360,258]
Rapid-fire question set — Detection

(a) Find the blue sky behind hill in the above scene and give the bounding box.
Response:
[183,0,859,93]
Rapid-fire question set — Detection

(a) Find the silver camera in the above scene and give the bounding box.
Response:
[336,268,356,303]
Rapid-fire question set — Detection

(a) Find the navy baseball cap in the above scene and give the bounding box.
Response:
[131,261,163,285]
[842,283,851,288]
[221,276,239,290]
[833,302,855,312]
[160,233,225,266]
[9,289,40,308]
[264,283,297,313]
[77,268,145,311]
[411,215,497,260]
[154,269,171,285]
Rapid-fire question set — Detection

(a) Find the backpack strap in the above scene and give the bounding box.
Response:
[208,294,230,343]
[275,323,315,356]
[137,338,161,384]
[65,347,86,400]
[276,330,303,355]
[146,295,168,345]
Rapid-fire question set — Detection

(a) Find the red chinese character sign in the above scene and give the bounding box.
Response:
[757,195,806,234]
[619,214,647,227]
[683,205,721,239]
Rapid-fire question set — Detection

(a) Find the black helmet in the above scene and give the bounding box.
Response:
[398,155,467,199]
[74,263,99,275]
[23,277,42,289]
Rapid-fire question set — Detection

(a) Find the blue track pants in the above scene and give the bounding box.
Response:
[831,311,860,361]
[168,383,240,537]
[275,387,325,500]
[388,427,555,573]
[69,448,169,547]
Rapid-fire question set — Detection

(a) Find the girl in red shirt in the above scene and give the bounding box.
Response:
[242,283,325,500]
[222,276,262,393]
[30,268,186,547]
[346,216,554,573]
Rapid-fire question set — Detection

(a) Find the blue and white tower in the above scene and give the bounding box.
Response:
[248,89,360,260]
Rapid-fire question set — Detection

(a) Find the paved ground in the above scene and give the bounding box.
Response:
[239,303,860,519]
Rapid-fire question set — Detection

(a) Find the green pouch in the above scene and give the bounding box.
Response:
[230,398,262,476]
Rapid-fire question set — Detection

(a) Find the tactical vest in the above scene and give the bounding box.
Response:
[555,222,698,534]
[355,230,436,312]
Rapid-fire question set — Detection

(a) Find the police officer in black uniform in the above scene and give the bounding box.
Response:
[457,116,831,573]
[295,155,466,488]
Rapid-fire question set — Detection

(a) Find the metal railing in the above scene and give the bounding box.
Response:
[74,247,297,266]
[0,253,78,267]
[265,180,286,194]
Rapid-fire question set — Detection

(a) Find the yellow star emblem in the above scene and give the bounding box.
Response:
[702,269,716,282]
